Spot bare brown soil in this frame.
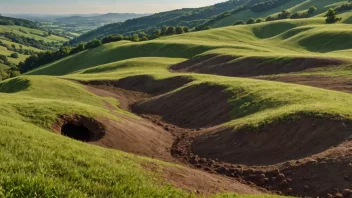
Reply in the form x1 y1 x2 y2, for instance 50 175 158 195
132 83 232 129
192 116 352 165
256 75 352 94
141 161 263 195
170 54 346 77
60 75 352 198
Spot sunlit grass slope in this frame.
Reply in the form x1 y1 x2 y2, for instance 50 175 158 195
66 56 352 129
28 18 352 76
4 13 352 196
0 25 68 43
210 0 347 28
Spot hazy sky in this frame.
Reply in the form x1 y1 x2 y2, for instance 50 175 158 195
1 0 226 14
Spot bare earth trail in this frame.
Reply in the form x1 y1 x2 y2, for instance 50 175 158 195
84 83 264 196
77 77 352 198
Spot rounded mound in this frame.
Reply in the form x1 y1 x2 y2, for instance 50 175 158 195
132 83 232 129
0 78 30 93
54 115 105 142
170 55 346 77
86 75 193 96
192 115 352 165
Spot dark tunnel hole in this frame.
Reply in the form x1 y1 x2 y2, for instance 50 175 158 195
61 123 93 142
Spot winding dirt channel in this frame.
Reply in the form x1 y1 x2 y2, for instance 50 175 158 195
62 75 352 198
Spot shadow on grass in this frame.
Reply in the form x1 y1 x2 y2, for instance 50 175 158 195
0 77 30 93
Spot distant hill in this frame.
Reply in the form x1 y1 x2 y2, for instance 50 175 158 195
0 15 68 80
70 0 268 44
56 13 151 24
5 13 151 38
0 15 39 29
71 0 351 44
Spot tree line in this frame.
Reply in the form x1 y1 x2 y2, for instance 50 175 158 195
233 6 318 25
250 0 292 13
0 55 20 81
18 25 190 73
2 32 61 50
0 41 35 56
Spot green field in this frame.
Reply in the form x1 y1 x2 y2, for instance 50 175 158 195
0 25 69 43
1 6 352 197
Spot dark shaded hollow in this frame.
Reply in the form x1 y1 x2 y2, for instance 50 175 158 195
61 123 92 142
54 115 105 142
82 75 193 96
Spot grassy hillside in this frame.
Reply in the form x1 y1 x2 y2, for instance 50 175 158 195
209 0 348 28
0 73 287 197
29 17 352 76
70 0 269 44
3 6 352 197
0 16 68 81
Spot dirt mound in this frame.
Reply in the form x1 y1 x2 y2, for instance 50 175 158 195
192 116 352 166
53 115 106 142
94 114 174 161
277 142 352 197
132 83 232 129
53 114 174 161
257 75 352 95
82 80 352 197
86 75 192 96
170 55 346 77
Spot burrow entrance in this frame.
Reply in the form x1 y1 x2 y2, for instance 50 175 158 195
54 115 105 142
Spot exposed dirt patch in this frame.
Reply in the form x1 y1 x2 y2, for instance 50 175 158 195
85 75 193 96
192 116 352 165
53 114 174 161
141 161 263 196
53 114 106 142
170 55 346 77
83 83 267 195
80 79 352 198
93 115 174 162
257 75 352 94
132 83 232 129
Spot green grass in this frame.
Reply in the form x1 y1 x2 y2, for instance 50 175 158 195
0 25 67 65
0 62 9 70
4 11 352 197
28 18 352 76
209 0 347 28
0 25 68 43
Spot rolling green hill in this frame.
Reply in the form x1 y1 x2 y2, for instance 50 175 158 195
71 0 352 44
2 2 352 197
70 0 271 44
3 11 349 197
207 0 348 28
0 16 68 81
